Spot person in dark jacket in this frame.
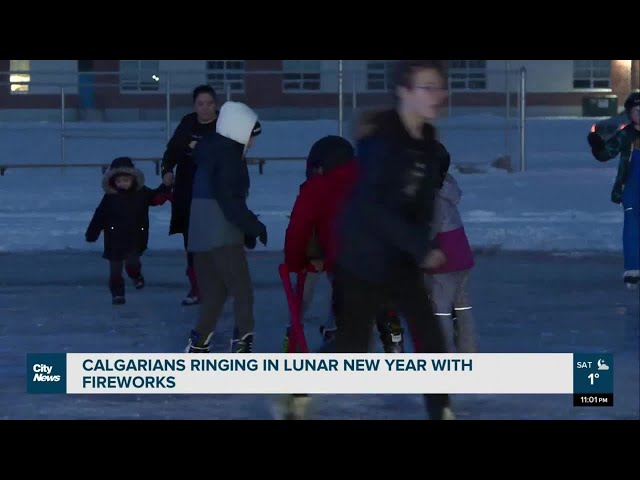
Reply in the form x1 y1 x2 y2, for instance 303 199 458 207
588 92 640 287
161 84 219 306
333 60 453 420
184 101 267 354
85 157 172 305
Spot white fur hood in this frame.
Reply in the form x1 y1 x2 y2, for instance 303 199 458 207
216 101 259 146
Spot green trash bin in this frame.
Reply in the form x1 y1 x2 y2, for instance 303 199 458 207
582 95 618 116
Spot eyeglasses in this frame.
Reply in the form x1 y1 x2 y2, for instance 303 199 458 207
414 85 448 93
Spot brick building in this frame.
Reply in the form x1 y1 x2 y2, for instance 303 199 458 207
0 60 638 120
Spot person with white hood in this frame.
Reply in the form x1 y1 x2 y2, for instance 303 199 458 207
184 101 267 354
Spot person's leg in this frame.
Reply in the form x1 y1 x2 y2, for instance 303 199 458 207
453 271 478 353
425 273 457 353
186 250 228 352
209 245 255 353
183 226 201 305
622 201 639 284
390 266 453 420
109 260 125 304
333 266 382 354
124 252 144 289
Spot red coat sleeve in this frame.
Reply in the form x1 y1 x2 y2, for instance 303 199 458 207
284 181 320 273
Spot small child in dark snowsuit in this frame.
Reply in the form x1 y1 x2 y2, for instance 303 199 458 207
85 157 172 304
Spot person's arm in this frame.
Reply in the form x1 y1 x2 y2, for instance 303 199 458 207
85 196 107 242
144 184 173 206
161 115 193 177
588 128 626 163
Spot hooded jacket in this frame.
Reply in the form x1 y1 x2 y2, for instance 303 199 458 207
85 157 172 260
426 173 474 274
187 102 264 251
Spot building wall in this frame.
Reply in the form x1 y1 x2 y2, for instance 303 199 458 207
0 60 636 117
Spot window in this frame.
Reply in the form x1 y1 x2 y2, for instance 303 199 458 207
573 60 611 89
448 60 487 90
10 60 30 94
366 61 393 91
283 60 321 91
119 60 160 92
206 60 245 93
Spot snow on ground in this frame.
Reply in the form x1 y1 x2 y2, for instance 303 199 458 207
0 115 625 254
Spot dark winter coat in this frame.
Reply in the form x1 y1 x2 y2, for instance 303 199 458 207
591 123 640 203
161 112 218 235
187 102 265 252
335 109 451 282
85 158 172 261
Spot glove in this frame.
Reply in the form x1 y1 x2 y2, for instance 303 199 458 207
85 233 97 243
587 132 605 152
244 234 257 250
258 221 268 246
611 183 623 205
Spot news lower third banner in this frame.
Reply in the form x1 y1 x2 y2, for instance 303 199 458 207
26 352 614 405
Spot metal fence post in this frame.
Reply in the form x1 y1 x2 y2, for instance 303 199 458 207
448 73 453 117
519 66 527 173
226 83 231 102
352 68 358 113
60 85 65 166
505 61 510 160
166 71 171 143
338 60 344 137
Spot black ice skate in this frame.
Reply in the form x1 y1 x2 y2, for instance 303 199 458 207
377 312 405 353
181 290 200 306
185 330 212 353
231 333 254 353
112 296 126 305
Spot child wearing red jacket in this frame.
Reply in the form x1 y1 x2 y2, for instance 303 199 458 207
284 135 404 353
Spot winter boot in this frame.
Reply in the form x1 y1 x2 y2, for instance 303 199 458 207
182 267 200 306
109 276 126 305
185 329 213 353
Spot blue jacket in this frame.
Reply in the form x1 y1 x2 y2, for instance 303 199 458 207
335 109 451 282
187 102 263 251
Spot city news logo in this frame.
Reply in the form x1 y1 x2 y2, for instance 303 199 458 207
27 353 67 394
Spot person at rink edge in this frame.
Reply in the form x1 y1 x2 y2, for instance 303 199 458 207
588 91 640 287
161 85 219 306
184 101 267 354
